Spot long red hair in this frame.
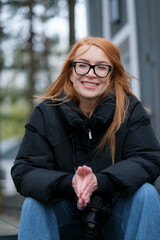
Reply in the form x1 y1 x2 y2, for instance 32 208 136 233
40 36 136 163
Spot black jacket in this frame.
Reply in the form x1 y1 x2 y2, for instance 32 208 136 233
11 95 160 204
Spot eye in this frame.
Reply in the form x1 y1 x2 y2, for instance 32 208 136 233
77 63 88 68
97 65 107 70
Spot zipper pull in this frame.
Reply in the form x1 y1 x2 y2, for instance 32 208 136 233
88 128 92 139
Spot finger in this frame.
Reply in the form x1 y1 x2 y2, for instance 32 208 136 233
80 173 96 194
72 174 83 197
77 166 84 176
78 197 86 209
81 177 98 199
81 188 92 202
80 195 90 207
82 166 92 175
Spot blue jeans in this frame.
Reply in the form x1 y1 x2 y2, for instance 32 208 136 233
18 183 160 240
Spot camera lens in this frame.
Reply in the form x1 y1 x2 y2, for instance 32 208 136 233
87 222 96 229
84 222 98 237
83 209 99 237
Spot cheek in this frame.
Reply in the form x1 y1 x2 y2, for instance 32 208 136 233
70 72 81 84
102 77 110 87
107 77 111 86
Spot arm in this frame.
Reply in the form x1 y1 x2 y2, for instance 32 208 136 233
11 103 74 204
100 102 160 195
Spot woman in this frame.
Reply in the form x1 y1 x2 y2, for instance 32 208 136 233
11 37 160 240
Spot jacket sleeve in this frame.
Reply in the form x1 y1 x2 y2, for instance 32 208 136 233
101 102 160 195
11 103 75 204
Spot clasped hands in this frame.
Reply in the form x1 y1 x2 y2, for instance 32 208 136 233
72 165 98 209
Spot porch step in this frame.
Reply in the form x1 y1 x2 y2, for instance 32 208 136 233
0 215 19 240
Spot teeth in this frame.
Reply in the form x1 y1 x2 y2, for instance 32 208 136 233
83 82 97 86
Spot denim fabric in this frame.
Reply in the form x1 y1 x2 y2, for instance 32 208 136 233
18 183 160 240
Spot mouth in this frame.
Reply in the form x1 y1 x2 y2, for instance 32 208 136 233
81 81 99 88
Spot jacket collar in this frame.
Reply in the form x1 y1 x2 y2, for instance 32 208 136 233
58 94 116 129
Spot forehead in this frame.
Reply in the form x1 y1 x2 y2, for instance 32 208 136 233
74 44 110 62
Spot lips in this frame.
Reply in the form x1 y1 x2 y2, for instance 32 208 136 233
81 81 99 87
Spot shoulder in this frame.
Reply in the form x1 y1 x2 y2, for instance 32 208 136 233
127 94 140 109
36 99 55 111
126 94 150 126
33 99 60 118
27 100 61 133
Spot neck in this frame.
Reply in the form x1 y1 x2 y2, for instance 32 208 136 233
79 99 97 118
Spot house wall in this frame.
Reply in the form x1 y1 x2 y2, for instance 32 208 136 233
86 0 160 141
86 0 103 36
110 0 127 37
135 0 160 140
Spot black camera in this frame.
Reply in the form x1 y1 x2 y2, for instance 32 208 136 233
73 196 112 238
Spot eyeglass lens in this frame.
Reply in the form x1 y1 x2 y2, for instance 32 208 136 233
74 62 111 77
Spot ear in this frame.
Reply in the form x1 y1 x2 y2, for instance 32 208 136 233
70 73 73 83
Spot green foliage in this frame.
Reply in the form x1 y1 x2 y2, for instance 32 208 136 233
0 0 73 141
1 84 35 140
0 79 30 140
1 100 30 140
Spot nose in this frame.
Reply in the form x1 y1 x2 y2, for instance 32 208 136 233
86 68 96 77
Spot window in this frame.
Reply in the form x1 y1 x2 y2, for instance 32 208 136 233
110 0 120 23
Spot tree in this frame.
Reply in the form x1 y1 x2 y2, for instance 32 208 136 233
68 0 76 46
0 0 62 139
1 0 62 109
0 0 77 139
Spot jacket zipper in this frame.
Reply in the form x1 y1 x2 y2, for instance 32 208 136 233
88 128 92 139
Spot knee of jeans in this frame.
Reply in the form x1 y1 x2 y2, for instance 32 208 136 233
134 183 159 204
22 197 44 212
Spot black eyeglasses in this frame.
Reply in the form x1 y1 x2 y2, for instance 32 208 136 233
73 62 112 78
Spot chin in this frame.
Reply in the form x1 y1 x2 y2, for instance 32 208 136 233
81 95 100 101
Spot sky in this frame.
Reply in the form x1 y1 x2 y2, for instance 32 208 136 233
47 0 88 44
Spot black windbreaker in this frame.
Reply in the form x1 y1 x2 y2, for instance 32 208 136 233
11 95 160 204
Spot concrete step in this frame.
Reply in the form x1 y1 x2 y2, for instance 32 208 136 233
0 214 19 240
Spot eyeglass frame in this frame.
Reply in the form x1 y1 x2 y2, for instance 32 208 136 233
72 61 112 78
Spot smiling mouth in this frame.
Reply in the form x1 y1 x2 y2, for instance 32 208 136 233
82 82 99 86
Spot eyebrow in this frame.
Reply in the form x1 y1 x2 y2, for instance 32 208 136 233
77 58 109 65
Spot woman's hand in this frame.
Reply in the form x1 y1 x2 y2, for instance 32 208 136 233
72 166 98 208
72 166 84 199
79 166 98 207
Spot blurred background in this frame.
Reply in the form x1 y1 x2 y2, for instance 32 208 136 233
0 0 160 222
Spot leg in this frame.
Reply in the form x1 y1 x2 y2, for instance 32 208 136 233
18 197 60 240
18 198 81 240
101 183 160 240
123 183 160 240
53 199 82 240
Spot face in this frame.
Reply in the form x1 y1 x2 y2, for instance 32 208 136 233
70 45 112 105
